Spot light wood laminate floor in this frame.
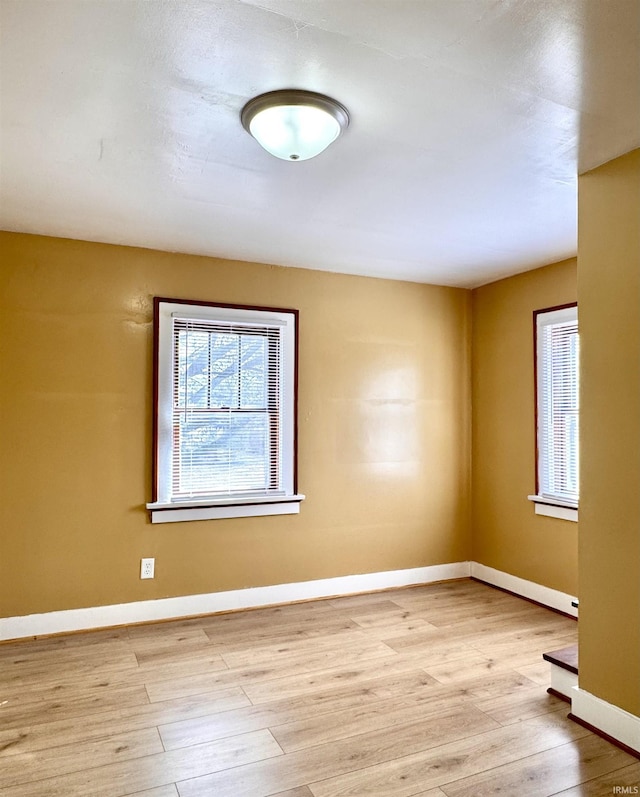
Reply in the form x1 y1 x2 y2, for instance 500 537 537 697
1 579 638 796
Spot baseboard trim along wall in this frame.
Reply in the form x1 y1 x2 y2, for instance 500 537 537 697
470 562 578 618
0 562 472 641
0 561 580 641
571 687 640 757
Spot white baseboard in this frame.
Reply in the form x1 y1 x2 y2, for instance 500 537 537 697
0 562 471 641
571 686 640 754
471 562 578 618
0 561 580 642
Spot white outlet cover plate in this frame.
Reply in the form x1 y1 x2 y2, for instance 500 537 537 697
140 558 155 579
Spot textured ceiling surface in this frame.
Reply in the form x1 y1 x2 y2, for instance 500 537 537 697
1 0 639 287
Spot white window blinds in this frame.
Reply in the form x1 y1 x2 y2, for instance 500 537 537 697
172 319 282 498
536 305 579 505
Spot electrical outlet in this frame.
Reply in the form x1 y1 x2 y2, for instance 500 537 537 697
140 558 155 579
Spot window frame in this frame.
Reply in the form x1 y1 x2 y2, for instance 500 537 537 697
147 297 303 524
528 302 579 522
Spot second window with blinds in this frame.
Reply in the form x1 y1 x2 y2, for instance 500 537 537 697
529 303 579 521
147 298 303 523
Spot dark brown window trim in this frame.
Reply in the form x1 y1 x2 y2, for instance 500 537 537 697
151 297 299 505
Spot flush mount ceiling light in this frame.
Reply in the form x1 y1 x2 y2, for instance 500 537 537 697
241 89 349 162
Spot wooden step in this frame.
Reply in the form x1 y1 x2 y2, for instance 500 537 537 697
543 644 578 674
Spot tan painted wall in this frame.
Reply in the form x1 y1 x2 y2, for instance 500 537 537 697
471 260 578 595
578 148 640 716
0 232 471 618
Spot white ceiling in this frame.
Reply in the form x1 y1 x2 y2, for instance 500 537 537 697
1 0 638 288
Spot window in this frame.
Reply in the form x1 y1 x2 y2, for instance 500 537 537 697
529 303 579 521
147 298 303 523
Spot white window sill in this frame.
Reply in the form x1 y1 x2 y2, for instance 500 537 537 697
527 495 578 522
146 494 305 524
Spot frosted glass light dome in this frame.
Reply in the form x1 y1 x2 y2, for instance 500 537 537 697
241 90 349 162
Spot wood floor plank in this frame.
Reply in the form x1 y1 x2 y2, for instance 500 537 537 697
326 593 405 609
1 730 282 797
0 727 164 788
307 712 590 797
515 659 554 685
384 638 484 670
135 643 222 668
239 650 437 704
0 661 141 698
0 666 144 701
467 639 579 675
0 628 129 657
202 606 361 636
206 621 360 652
416 601 543 627
122 617 215 637
0 642 137 671
136 653 230 684
0 684 150 730
320 598 422 619
0 654 140 692
270 692 501 753
126 787 179 797
0 652 227 698
442 669 545 702
198 600 342 631
422 651 512 683
472 684 568 725
176 704 500 797
431 616 577 649
142 669 255 704
549 762 640 796
217 630 379 668
381 627 458 652
0 688 250 757
439 733 637 797
127 627 210 653
391 587 511 612
146 640 396 703
350 607 432 627
159 670 437 750
352 616 437 639
407 602 564 631
469 630 579 659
